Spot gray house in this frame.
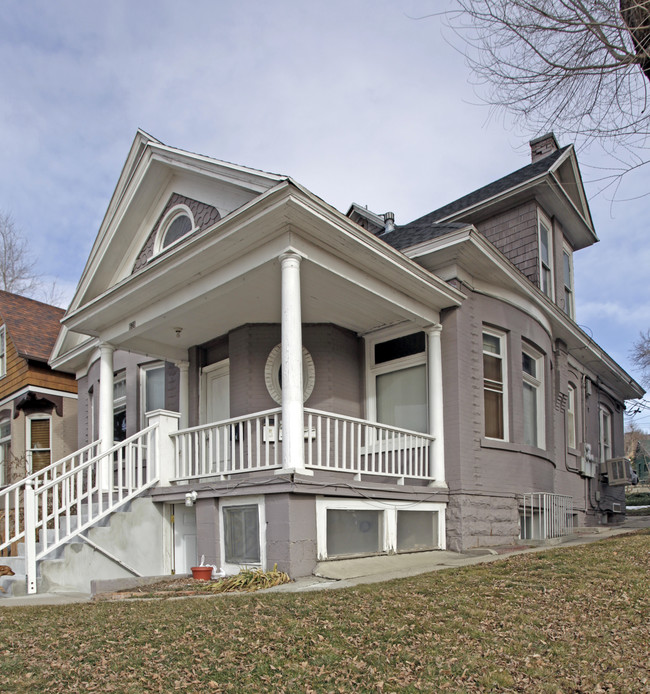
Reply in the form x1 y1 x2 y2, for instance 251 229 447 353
2 130 642 594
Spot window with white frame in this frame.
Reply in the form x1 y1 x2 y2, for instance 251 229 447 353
567 383 577 450
562 245 575 318
367 331 427 433
220 497 265 570
0 417 10 485
538 213 554 299
27 415 51 474
599 406 612 461
155 206 196 253
522 345 545 448
113 370 127 442
482 329 508 440
140 362 165 425
0 325 6 378
316 498 445 560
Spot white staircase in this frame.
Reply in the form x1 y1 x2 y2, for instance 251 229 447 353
1 424 162 595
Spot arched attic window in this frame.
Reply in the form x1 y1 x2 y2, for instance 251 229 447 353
154 205 196 253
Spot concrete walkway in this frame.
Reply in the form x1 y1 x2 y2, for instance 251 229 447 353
2 517 648 606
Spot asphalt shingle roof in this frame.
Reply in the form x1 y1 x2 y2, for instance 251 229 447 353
381 146 570 253
0 291 64 363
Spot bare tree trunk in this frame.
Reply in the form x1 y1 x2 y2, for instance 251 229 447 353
621 0 650 80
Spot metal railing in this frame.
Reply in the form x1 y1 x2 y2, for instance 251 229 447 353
171 408 436 483
520 492 574 540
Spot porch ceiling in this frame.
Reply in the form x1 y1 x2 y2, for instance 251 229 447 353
101 257 415 361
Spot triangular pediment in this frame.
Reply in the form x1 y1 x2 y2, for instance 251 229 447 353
52 131 287 371
549 148 593 233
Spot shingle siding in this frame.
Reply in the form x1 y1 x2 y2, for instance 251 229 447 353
475 201 539 284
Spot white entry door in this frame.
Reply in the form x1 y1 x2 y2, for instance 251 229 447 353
200 360 230 424
172 503 198 574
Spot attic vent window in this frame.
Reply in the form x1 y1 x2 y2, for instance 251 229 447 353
162 213 193 249
154 205 197 254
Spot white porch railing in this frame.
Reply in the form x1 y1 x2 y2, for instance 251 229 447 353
171 408 436 483
171 408 283 480
0 425 159 594
520 493 574 540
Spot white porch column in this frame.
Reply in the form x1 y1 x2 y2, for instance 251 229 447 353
98 343 115 453
426 324 446 486
175 361 190 429
278 252 311 475
98 343 115 492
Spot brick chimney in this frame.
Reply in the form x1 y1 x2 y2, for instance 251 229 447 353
529 133 560 162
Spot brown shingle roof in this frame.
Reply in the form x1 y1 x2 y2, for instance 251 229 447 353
0 290 64 363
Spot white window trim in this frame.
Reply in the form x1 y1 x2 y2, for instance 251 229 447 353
522 344 545 449
264 344 315 405
482 328 509 442
0 325 6 379
599 405 612 462
538 211 554 300
562 242 575 319
316 497 446 560
140 361 166 427
26 414 52 475
219 495 266 574
153 205 197 255
567 382 577 451
0 415 10 486
365 326 428 430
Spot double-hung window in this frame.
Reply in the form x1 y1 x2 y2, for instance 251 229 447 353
538 213 554 299
368 331 427 434
599 406 612 461
567 383 577 450
482 330 507 440
140 362 165 425
522 345 545 448
27 415 51 474
562 245 575 319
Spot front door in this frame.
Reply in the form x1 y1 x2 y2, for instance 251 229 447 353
200 360 230 424
172 503 197 574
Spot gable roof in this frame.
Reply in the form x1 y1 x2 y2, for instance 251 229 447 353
0 291 64 363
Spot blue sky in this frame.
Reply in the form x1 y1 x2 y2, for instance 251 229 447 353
1 1 648 425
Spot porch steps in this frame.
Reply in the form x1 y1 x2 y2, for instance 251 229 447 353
0 500 136 598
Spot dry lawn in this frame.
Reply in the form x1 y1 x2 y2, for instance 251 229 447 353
0 531 648 693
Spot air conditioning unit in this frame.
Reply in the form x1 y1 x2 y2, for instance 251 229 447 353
581 443 596 477
599 458 633 486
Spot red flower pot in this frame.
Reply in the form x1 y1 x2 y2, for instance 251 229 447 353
191 566 213 581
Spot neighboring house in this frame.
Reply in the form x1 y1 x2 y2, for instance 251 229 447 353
0 291 77 486
633 439 650 483
5 129 643 594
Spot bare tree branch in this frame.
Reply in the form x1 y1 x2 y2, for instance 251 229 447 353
0 211 64 306
446 1 650 178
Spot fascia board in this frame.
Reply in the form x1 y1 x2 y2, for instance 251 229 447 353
63 182 464 336
62 182 296 333
49 333 98 374
547 146 595 231
283 183 465 307
434 161 597 249
67 139 286 316
407 230 643 399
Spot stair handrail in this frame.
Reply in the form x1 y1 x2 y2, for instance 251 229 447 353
23 423 160 593
1 440 100 553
